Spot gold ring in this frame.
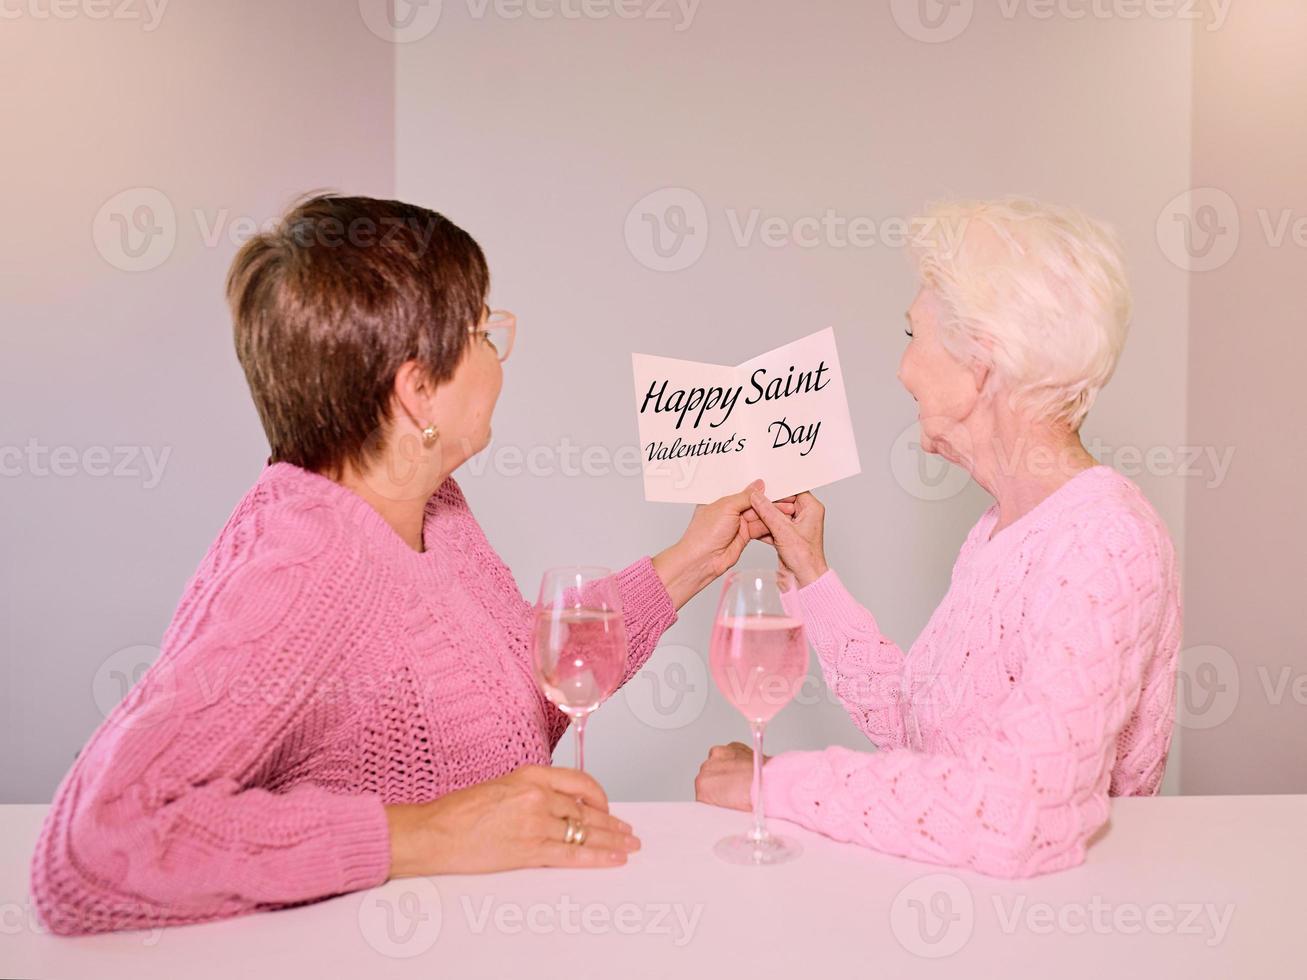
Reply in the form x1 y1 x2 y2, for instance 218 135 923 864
563 816 587 846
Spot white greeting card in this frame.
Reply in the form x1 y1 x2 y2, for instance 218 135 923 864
632 328 862 504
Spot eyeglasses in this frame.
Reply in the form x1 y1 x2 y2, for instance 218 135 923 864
470 309 516 362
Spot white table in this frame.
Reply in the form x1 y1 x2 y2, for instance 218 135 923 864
2 797 1303 979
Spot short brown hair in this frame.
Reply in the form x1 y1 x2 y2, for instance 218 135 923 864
226 193 489 478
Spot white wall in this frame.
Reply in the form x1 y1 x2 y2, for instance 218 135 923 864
1181 4 1307 794
0 2 395 803
395 0 1193 799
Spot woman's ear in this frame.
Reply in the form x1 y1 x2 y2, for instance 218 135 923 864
969 358 991 399
393 360 436 425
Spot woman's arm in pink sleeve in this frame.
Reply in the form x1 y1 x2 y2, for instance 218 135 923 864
795 569 909 749
522 558 678 751
613 556 678 687
30 504 393 935
762 517 1177 878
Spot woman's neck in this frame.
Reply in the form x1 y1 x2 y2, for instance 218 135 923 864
334 463 446 554
967 420 1099 538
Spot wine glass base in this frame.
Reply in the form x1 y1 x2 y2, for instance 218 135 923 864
713 832 802 866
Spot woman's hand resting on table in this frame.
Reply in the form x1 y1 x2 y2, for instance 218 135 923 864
745 488 829 587
385 765 641 876
693 741 770 812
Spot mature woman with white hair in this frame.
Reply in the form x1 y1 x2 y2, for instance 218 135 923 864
695 197 1183 878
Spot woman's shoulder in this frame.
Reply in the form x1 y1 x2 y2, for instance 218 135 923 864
223 463 363 565
1060 466 1177 561
177 465 396 618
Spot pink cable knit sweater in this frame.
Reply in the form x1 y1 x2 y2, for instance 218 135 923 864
762 465 1182 877
30 462 677 935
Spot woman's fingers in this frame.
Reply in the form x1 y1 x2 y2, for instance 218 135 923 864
536 841 629 868
795 491 824 521
526 765 609 812
576 823 641 853
536 809 639 852
545 796 631 835
742 502 795 524
716 480 764 519
747 489 796 540
580 803 632 837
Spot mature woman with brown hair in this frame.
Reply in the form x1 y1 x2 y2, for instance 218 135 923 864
31 194 780 935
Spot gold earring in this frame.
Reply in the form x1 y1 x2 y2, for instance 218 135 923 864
421 422 439 446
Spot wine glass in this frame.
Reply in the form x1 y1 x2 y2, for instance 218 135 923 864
708 567 809 865
531 566 628 772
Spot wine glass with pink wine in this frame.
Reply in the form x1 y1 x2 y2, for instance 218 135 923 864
709 567 809 865
531 566 629 772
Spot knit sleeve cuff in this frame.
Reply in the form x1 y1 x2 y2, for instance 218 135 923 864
327 792 393 894
617 556 678 637
796 569 882 650
616 556 678 674
756 750 831 823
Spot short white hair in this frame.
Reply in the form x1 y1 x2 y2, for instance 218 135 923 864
908 197 1132 430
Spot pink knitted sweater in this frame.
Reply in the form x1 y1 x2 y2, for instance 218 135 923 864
762 465 1182 877
30 462 677 935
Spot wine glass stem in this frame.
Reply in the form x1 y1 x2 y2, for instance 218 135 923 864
573 713 588 772
750 720 767 843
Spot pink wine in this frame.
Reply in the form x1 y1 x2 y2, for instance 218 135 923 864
534 608 627 716
709 615 807 723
